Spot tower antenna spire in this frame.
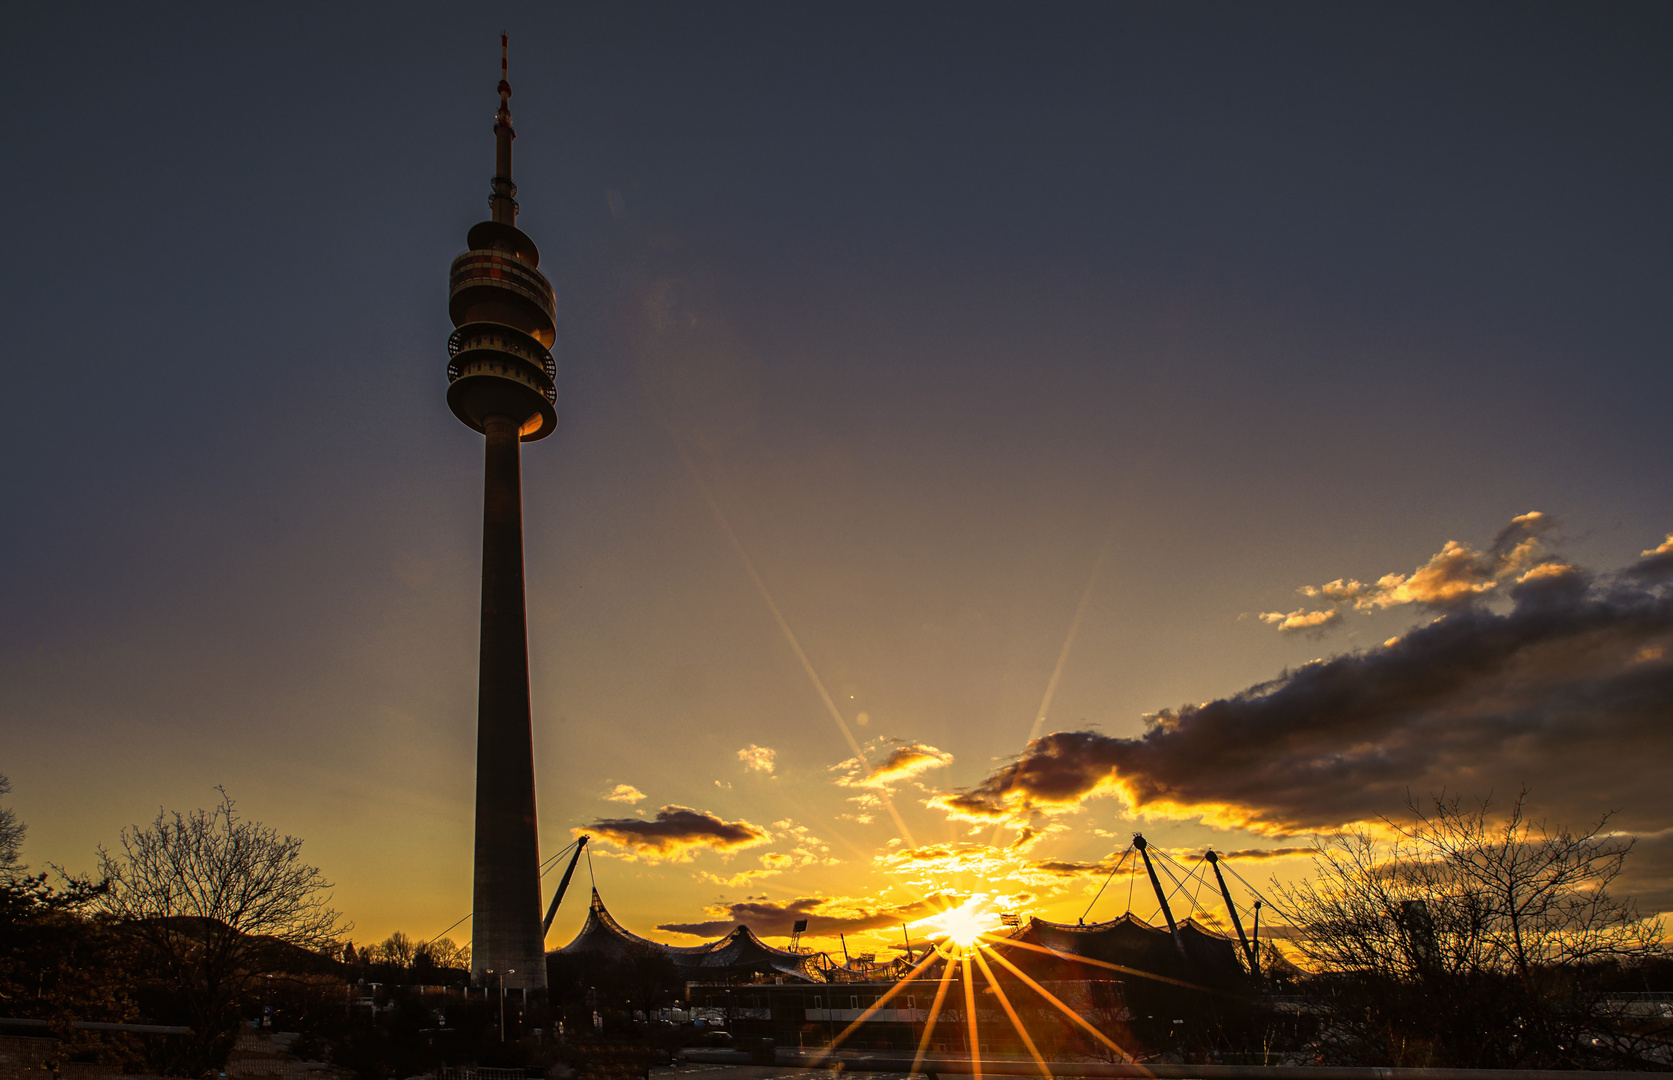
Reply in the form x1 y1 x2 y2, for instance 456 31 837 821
490 33 518 224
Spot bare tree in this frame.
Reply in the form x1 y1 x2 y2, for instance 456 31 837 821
93 789 348 1075
0 775 24 876
414 936 469 971
1275 790 1665 1068
1396 791 1657 978
1281 791 1660 980
371 930 417 967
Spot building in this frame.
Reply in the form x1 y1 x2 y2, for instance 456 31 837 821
551 890 816 983
444 39 559 992
549 888 1259 1058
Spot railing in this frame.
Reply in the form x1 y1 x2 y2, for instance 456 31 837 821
226 1061 331 1080
0 1017 192 1035
447 325 557 404
439 1067 525 1080
775 1050 1673 1080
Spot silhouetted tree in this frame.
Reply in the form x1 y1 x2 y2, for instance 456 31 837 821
92 788 349 1075
412 936 470 984
1277 790 1666 1068
372 930 417 967
611 942 682 1023
0 777 139 1071
0 775 24 877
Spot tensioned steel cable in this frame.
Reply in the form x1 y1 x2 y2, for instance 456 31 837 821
1152 848 1205 909
539 837 580 875
1220 859 1299 927
419 839 583 950
1158 847 1219 920
422 911 473 948
1080 844 1134 923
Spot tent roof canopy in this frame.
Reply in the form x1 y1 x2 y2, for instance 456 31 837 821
551 889 815 982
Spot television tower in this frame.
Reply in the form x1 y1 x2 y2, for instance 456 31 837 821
446 36 555 991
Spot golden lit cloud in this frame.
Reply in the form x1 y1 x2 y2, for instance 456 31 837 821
933 531 1673 836
579 804 770 861
1632 535 1673 584
872 839 1095 892
1277 512 1561 632
694 819 840 886
833 740 954 791
737 744 777 774
1029 856 1139 878
1259 607 1342 633
604 783 646 803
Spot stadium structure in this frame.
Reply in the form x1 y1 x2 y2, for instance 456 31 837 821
541 835 1284 1057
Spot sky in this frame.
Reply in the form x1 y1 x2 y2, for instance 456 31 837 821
1 3 1671 958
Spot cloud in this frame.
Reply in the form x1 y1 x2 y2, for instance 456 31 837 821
605 784 646 804
1614 828 1673 914
1029 857 1135 878
738 744 777 774
1192 847 1313 862
1026 844 1308 880
1273 512 1561 633
869 839 1091 892
657 893 949 938
1631 535 1673 584
833 740 954 791
698 868 778 888
695 820 840 887
580 805 770 860
1259 607 1343 635
934 533 1673 838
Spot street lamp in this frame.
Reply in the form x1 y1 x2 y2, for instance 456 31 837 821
489 969 515 1042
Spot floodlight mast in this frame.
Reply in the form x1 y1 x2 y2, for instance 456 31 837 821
447 37 557 992
1133 834 1188 961
1204 849 1258 979
543 836 589 936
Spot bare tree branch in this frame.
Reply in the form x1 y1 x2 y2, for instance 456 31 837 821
93 789 349 1075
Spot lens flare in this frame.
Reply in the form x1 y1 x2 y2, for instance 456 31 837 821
811 897 1155 1072
923 897 999 947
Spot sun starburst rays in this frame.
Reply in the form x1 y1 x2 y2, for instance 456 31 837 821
980 941 1136 1061
806 896 1158 1076
809 947 942 1063
910 952 958 1075
970 945 1052 1078
977 930 1223 995
952 951 978 1078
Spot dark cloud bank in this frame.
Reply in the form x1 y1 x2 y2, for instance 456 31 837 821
942 535 1673 856
658 894 944 939
580 805 768 857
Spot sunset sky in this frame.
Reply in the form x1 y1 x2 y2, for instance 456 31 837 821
2 4 1671 958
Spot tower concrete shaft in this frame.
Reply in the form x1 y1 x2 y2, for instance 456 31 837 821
471 413 546 990
446 37 557 991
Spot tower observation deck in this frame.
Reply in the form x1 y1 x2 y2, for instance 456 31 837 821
447 37 552 992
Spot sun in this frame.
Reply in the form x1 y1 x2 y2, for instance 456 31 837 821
922 897 998 948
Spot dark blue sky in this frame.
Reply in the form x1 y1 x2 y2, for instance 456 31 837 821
2 3 1670 941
